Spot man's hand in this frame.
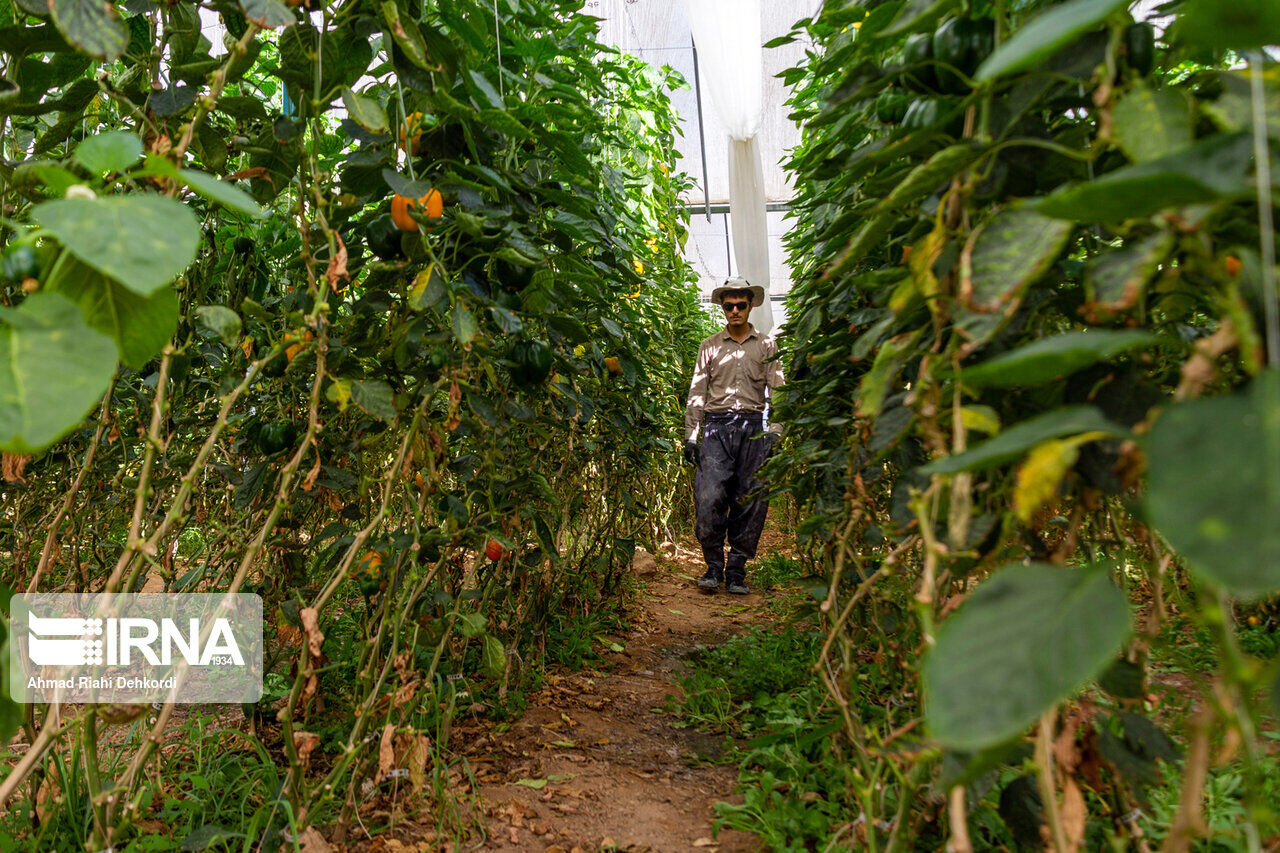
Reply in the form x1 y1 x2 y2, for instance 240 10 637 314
683 440 700 468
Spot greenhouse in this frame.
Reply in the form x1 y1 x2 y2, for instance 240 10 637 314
1 0 1278 850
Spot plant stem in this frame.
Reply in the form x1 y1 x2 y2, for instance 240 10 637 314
1036 710 1068 853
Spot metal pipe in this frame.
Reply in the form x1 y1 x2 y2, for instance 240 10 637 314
724 213 732 277
690 36 712 223
683 201 791 214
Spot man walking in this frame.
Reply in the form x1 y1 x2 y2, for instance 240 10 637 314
683 278 784 595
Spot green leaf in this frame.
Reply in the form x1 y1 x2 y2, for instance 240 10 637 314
73 131 142 174
513 777 550 789
50 0 127 61
960 208 1073 312
408 263 448 312
0 293 117 453
450 303 478 345
382 168 434 199
1204 70 1280 139
341 86 389 135
239 0 294 29
974 0 1129 82
1146 372 1280 598
481 635 506 678
178 169 265 219
1037 132 1255 223
1084 231 1174 315
858 331 921 417
31 163 81 196
512 774 573 789
1111 86 1191 163
379 1 431 70
349 379 397 424
489 305 522 334
880 0 957 37
921 406 1128 475
601 317 624 339
196 305 242 346
880 142 982 211
457 612 486 638
925 563 1130 750
34 195 200 296
466 70 505 110
962 330 1158 388
477 108 530 139
1174 0 1280 52
45 257 178 369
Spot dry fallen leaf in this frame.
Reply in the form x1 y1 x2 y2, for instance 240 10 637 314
377 723 396 782
408 733 430 793
296 827 332 853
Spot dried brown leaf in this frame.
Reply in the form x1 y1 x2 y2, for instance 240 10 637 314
408 733 430 794
296 827 332 853
300 607 324 662
378 723 396 782
2 453 31 483
1060 776 1087 852
302 456 321 492
294 730 321 770
326 233 348 290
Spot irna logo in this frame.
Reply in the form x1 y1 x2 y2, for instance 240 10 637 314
27 613 244 667
10 593 263 704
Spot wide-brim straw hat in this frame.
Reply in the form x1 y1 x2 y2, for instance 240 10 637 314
710 277 765 307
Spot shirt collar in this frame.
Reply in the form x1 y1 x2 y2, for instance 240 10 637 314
719 324 757 343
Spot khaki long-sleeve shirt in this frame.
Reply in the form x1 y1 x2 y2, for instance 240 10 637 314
684 326 785 441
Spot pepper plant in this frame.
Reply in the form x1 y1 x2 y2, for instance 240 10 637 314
0 0 707 848
769 0 1280 847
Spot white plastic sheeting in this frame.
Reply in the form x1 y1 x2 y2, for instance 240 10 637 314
726 136 772 331
682 0 763 141
687 0 772 331
594 0 813 326
594 1 811 208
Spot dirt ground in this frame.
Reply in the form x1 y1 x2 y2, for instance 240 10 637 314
369 531 792 853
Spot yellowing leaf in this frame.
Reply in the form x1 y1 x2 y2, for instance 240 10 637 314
909 221 947 311
1013 432 1108 523
326 377 353 412
960 406 1001 436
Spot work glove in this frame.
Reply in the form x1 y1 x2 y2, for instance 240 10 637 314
683 440 700 468
761 432 780 457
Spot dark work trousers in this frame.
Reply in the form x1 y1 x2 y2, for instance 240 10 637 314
695 412 772 583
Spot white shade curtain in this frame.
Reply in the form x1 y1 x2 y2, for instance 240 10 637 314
685 0 773 333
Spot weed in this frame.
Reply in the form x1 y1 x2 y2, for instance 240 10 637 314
699 626 821 700
666 670 739 731
545 610 630 670
750 553 806 591
1141 754 1280 851
0 714 307 853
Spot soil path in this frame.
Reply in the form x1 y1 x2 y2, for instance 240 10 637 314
456 532 790 853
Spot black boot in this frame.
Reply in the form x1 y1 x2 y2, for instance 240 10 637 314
698 566 723 593
726 565 749 596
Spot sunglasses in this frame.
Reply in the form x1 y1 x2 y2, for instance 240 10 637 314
721 301 750 313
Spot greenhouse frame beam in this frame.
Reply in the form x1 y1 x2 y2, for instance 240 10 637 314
681 201 792 214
